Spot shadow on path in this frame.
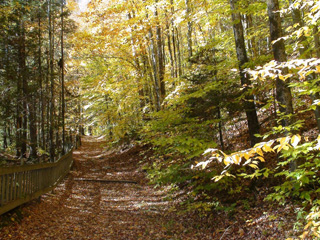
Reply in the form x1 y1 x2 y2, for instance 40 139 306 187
0 137 215 240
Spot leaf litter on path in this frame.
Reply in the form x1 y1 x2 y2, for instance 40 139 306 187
0 137 217 240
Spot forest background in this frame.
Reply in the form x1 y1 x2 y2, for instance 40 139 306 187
1 0 320 238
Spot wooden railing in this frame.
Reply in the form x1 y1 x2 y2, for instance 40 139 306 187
0 150 73 215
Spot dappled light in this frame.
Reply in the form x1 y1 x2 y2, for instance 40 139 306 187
0 137 218 239
1 0 320 238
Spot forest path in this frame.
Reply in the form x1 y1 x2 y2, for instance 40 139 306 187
0 137 215 240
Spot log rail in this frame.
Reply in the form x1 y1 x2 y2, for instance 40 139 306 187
0 150 73 215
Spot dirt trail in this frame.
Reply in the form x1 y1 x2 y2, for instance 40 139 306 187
0 137 215 240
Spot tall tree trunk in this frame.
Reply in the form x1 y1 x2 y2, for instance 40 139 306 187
172 25 178 78
267 0 295 171
29 94 38 159
16 66 22 158
3 32 9 150
169 0 178 79
49 0 55 161
166 12 174 78
149 29 161 111
155 1 165 102
38 5 46 151
176 27 182 77
230 0 260 146
128 11 146 110
17 17 28 159
144 6 161 111
61 0 65 154
246 14 257 58
267 0 294 121
218 107 224 150
185 0 192 59
3 126 8 150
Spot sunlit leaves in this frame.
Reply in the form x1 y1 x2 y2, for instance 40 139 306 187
291 134 301 147
198 134 306 175
248 59 320 82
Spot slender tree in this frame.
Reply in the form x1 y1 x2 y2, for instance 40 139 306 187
185 0 192 59
267 0 295 171
230 0 260 146
61 0 66 154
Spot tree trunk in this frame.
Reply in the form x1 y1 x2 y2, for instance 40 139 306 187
29 94 38 159
217 106 224 150
267 0 293 122
49 0 55 162
17 17 28 159
166 13 174 78
185 0 192 59
267 0 295 171
38 6 46 151
61 0 65 154
246 14 257 58
155 0 166 103
176 27 182 77
230 0 260 146
149 29 161 111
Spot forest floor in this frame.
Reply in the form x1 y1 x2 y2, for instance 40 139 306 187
0 136 300 239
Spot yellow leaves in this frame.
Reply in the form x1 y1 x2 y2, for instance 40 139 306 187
278 74 286 81
278 74 292 81
213 175 224 182
280 136 290 145
199 135 303 172
198 134 316 183
291 135 301 147
274 136 293 152
223 156 232 166
243 152 250 160
248 164 259 169
262 144 274 153
233 154 241 165
301 206 320 239
255 156 265 162
256 148 264 157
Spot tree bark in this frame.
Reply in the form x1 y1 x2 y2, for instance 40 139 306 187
166 12 174 78
267 0 293 123
49 0 55 162
176 27 182 77
267 0 295 171
185 0 192 59
17 17 28 159
155 0 166 103
149 29 161 111
38 5 46 152
230 0 260 146
29 94 38 159
61 0 65 154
